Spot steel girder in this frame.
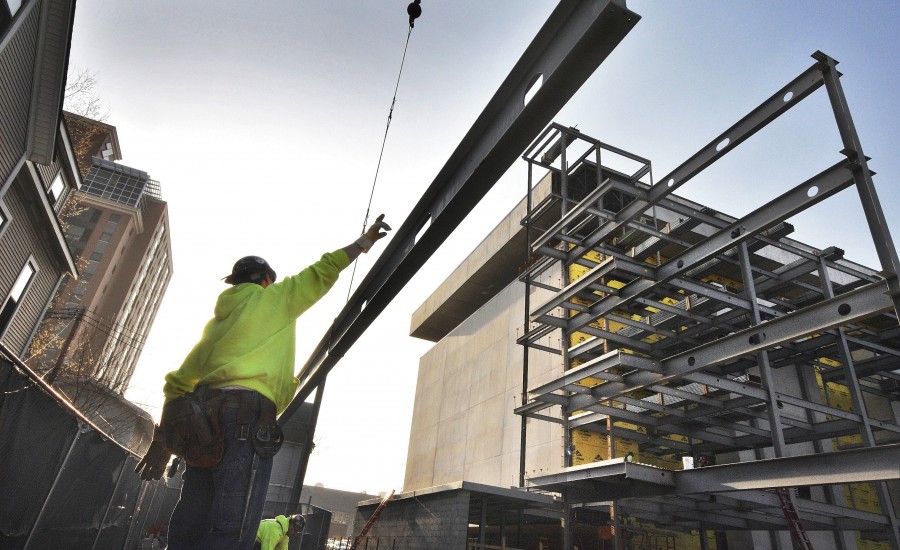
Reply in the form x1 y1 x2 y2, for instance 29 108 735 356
615 492 890 533
279 0 641 422
528 444 900 502
556 160 858 332
545 281 893 410
567 61 828 262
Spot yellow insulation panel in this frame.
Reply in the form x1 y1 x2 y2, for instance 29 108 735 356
816 369 888 545
621 517 713 550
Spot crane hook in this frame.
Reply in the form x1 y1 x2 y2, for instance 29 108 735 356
407 0 422 28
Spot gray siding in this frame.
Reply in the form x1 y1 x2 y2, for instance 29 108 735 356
35 157 56 190
28 0 71 165
0 0 75 355
0 172 66 354
0 0 39 180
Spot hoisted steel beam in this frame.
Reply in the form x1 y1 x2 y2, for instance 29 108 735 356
280 0 641 422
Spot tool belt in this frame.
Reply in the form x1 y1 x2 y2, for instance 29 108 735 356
160 386 284 467
159 386 223 468
207 388 284 458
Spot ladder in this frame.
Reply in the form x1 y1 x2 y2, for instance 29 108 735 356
349 489 395 550
775 487 814 550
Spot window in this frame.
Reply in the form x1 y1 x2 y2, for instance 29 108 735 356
0 260 36 338
48 171 66 206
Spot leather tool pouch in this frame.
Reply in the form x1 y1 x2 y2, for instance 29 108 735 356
251 397 283 458
160 388 224 468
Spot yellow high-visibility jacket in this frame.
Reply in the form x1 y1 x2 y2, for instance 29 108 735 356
163 249 350 413
256 515 290 550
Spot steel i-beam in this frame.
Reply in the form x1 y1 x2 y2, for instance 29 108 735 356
280 0 641 418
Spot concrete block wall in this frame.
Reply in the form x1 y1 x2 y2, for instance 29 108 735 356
354 490 470 550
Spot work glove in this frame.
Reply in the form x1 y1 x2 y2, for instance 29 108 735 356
355 214 391 253
167 456 183 478
136 426 171 481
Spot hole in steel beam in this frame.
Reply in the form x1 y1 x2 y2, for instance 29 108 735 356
748 332 766 345
716 137 730 152
414 215 432 245
667 178 675 187
688 357 696 366
838 303 851 316
524 73 543 106
676 259 684 268
807 185 819 198
783 91 794 102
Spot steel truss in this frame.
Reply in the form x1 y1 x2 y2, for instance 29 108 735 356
516 52 900 547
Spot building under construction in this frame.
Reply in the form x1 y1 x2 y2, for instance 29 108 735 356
368 50 900 550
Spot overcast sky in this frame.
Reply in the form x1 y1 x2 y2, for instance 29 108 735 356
67 1 898 494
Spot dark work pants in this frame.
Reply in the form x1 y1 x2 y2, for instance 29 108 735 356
167 401 273 549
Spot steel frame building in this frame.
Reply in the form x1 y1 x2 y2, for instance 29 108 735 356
517 52 900 548
264 0 899 545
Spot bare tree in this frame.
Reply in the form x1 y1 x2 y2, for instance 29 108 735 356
64 65 110 121
25 301 150 449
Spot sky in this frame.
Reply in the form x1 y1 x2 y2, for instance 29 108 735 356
66 1 899 494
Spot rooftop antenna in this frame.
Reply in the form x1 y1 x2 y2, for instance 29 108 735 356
346 1 423 300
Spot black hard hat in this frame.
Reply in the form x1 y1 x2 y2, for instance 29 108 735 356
224 256 277 285
289 514 305 530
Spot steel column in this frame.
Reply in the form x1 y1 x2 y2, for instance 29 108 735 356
816 51 900 319
817 256 900 546
737 242 787 456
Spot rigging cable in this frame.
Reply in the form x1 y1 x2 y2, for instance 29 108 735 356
345 1 422 301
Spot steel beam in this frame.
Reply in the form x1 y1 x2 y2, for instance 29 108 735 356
281 0 641 421
567 280 894 406
567 161 856 329
568 61 827 260
675 444 900 494
528 444 900 503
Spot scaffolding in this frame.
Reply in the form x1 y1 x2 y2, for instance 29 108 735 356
515 52 900 548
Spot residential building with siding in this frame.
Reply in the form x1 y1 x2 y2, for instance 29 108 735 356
0 0 79 355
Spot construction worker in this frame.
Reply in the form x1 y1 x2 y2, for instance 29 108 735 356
136 214 391 550
255 514 305 550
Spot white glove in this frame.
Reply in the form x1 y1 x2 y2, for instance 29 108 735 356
355 214 392 252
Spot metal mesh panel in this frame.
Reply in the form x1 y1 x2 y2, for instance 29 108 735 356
0 354 147 549
94 455 143 549
27 430 128 547
0 363 80 548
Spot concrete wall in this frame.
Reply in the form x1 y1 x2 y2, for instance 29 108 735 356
404 276 564 491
